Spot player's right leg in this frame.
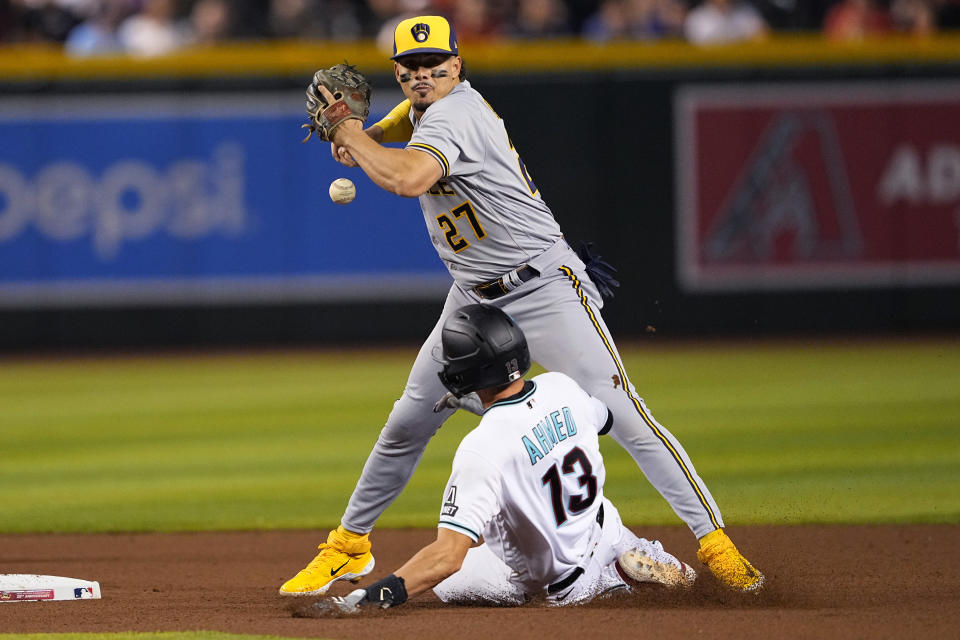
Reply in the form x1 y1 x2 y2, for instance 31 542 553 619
614 535 697 590
567 498 695 604
280 286 474 596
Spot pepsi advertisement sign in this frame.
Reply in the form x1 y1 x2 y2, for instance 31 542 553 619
0 93 449 307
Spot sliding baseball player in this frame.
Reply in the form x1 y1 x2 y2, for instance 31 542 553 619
312 305 696 613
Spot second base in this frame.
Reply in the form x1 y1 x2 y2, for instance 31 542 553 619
0 574 101 602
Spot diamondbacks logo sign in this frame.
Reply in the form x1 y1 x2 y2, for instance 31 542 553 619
675 82 960 291
702 111 861 265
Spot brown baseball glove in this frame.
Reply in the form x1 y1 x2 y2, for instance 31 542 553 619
302 63 372 143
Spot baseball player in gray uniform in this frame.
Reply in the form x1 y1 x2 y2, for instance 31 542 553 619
280 15 763 597
311 305 695 614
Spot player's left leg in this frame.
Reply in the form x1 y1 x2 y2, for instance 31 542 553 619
433 544 526 606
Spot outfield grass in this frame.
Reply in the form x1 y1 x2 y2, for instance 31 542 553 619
0 338 958 533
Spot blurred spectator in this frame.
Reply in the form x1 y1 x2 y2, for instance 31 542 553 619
268 0 321 38
890 0 936 34
372 0 432 53
564 0 604 33
684 0 769 43
507 0 570 38
450 0 504 40
189 0 232 44
583 0 686 40
582 0 628 40
626 0 685 38
822 0 891 40
117 0 190 56
3 0 957 49
268 0 362 40
64 0 131 55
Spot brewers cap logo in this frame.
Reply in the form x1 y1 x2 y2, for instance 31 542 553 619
391 15 459 60
412 23 430 42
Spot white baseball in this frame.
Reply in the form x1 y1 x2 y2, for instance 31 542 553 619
329 178 356 205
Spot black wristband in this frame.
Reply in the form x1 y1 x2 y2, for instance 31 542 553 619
362 574 408 609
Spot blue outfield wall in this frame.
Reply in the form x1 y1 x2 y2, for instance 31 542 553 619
0 91 449 308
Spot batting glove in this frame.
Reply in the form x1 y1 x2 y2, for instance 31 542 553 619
696 529 765 593
311 574 408 616
312 588 367 615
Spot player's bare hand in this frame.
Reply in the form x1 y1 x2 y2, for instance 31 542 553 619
331 142 358 167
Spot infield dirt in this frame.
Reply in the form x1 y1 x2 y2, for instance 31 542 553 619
1 525 957 639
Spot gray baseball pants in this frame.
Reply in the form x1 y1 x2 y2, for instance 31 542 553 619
342 240 724 539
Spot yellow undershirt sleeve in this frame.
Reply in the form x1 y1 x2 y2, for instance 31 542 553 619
373 99 414 143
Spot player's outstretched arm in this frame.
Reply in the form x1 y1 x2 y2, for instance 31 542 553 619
394 528 472 597
331 119 442 197
311 528 472 615
311 85 436 194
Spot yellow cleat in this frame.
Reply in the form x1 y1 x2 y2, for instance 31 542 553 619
279 526 375 596
697 529 765 593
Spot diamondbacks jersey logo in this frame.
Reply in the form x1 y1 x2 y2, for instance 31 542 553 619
442 485 459 516
412 23 430 42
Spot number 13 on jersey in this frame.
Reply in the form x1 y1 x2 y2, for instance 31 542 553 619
541 447 598 527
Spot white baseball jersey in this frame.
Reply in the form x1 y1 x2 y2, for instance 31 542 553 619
407 81 563 288
438 371 613 592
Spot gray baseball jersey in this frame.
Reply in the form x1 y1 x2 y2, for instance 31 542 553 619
341 79 725 544
407 81 561 288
